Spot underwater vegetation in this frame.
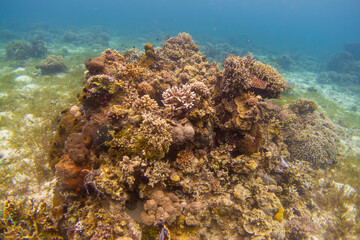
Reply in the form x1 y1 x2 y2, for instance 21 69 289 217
2 32 359 239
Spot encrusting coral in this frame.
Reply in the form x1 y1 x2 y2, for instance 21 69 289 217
17 32 355 240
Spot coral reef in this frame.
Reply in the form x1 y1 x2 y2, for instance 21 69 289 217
36 55 67 74
21 32 355 240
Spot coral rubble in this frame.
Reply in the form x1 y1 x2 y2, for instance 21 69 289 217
11 32 354 239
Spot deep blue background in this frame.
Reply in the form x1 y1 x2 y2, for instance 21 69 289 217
1 0 360 56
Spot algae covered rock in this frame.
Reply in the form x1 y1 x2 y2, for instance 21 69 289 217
5 40 47 60
5 40 32 60
36 55 66 74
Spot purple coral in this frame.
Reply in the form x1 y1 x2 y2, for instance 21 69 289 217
162 84 196 111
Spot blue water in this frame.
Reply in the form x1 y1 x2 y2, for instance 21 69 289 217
1 0 359 57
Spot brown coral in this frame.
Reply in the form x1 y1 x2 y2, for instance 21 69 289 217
220 54 286 98
132 95 159 114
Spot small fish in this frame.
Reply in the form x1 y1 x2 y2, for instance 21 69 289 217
290 85 294 88
264 58 267 62
274 62 278 65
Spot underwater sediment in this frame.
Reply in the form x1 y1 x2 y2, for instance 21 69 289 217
1 33 359 240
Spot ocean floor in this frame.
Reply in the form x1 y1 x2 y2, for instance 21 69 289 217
0 30 359 239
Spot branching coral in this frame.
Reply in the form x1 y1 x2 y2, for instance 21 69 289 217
162 84 196 111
